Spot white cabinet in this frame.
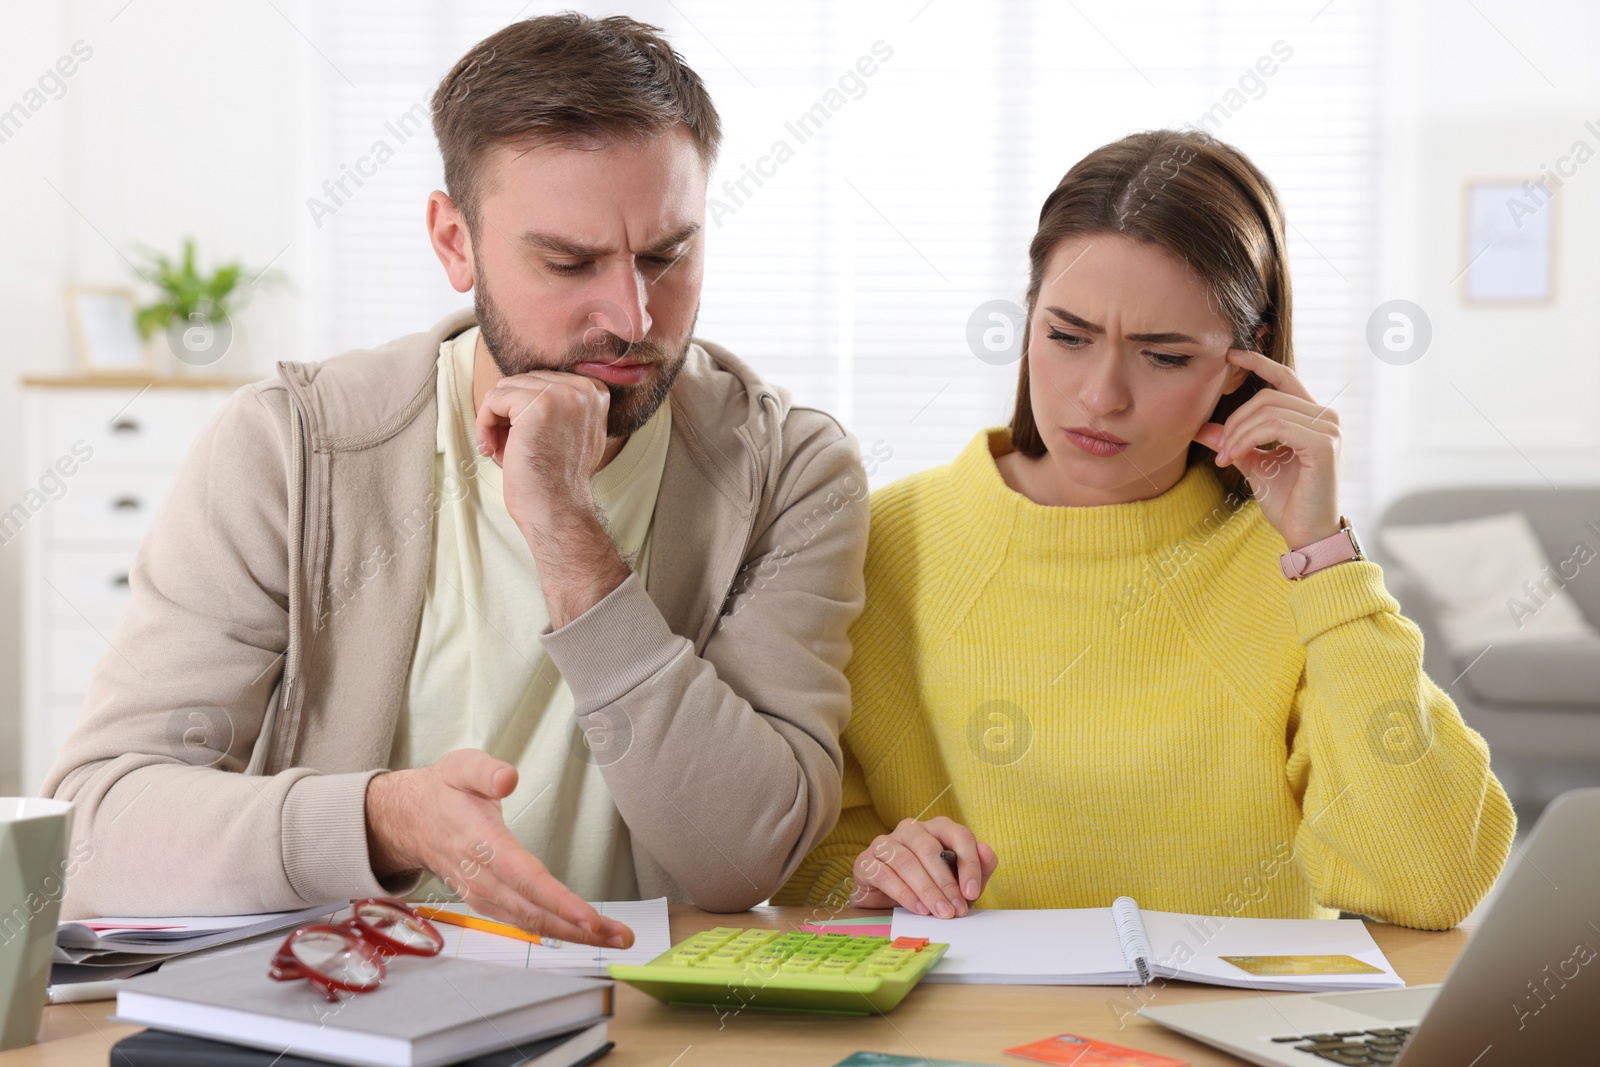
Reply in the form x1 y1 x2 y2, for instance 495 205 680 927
18 379 240 794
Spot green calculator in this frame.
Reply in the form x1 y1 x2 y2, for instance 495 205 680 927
607 927 949 1016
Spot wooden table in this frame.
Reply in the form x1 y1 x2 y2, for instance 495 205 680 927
3 906 1471 1066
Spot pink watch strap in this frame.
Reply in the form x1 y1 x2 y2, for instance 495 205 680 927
1279 521 1362 580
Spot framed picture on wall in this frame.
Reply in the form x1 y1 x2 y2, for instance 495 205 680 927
66 285 153 375
1461 180 1557 304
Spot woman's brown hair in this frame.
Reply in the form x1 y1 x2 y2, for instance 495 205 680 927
1009 129 1293 501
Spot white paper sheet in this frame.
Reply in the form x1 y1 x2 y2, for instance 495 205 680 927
892 906 1133 984
1141 910 1404 990
430 897 672 978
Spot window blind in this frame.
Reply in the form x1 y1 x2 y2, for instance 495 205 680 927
311 0 1378 519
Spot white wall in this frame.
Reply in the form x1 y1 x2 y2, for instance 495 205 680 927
0 1 312 793
1372 0 1600 509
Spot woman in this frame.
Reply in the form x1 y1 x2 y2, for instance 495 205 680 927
773 130 1514 930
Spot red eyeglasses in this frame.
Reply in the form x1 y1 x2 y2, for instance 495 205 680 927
269 898 445 1002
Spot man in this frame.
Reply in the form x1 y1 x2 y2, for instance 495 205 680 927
46 14 868 948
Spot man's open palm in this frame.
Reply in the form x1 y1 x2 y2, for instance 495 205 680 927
366 749 634 949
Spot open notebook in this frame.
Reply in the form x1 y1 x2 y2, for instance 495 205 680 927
891 896 1405 992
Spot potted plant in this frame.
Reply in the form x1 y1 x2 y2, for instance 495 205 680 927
130 237 284 371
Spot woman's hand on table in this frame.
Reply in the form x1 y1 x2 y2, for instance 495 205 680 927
850 816 998 917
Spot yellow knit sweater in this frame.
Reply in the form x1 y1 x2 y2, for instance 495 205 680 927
774 429 1516 930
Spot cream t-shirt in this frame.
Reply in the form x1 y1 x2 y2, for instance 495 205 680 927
390 326 671 901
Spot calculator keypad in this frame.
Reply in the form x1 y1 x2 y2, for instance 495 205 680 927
609 925 949 1016
662 928 921 978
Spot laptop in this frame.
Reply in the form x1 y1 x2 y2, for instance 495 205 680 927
1140 786 1598 1065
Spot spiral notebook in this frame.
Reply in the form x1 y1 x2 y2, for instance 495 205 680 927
891 896 1404 992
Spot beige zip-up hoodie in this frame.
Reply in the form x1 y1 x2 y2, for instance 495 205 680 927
45 308 869 918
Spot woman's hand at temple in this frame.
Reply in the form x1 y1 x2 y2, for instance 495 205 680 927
850 816 999 917
1192 347 1342 551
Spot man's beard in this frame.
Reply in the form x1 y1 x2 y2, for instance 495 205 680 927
474 270 692 438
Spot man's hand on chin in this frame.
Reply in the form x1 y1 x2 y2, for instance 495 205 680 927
365 749 635 949
472 369 632 628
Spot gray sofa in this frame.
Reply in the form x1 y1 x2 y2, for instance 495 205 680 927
1373 486 1600 811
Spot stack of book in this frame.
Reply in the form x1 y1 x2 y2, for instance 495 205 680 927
108 942 614 1067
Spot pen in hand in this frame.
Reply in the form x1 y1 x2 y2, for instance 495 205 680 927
414 906 565 947
938 849 969 915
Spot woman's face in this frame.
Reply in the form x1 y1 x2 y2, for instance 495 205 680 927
1022 233 1251 504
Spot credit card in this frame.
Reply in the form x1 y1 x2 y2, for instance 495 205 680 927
1219 953 1383 976
1004 1033 1188 1066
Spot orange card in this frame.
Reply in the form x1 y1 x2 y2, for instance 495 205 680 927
1005 1033 1188 1067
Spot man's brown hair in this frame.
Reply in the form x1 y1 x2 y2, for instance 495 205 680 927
1009 129 1294 502
431 12 722 234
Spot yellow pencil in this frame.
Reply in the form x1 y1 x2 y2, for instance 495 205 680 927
414 906 564 947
